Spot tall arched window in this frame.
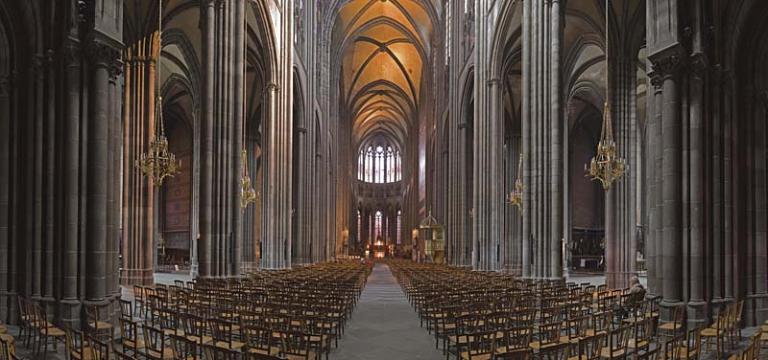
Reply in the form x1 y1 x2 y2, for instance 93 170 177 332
358 141 402 183
374 211 383 239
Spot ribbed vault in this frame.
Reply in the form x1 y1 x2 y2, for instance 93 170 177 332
334 0 434 149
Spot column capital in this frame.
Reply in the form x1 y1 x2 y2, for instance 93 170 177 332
689 53 708 78
266 82 280 92
85 38 121 69
487 78 502 86
64 40 82 66
649 46 684 79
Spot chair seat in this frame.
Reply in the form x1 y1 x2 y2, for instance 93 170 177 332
529 341 559 350
70 347 96 360
215 340 246 350
284 351 318 360
123 338 145 350
0 325 6 334
659 323 682 330
495 346 529 355
89 321 113 330
145 347 175 359
44 326 66 337
628 339 649 349
186 334 213 345
600 347 626 358
460 351 492 360
248 346 281 356
700 327 724 337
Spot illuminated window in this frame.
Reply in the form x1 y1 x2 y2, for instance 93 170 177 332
357 141 402 183
374 211 383 239
397 210 402 244
357 210 361 246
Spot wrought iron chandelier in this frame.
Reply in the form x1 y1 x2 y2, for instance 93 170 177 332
240 149 258 208
585 0 626 190
240 15 257 209
506 154 524 213
136 0 181 186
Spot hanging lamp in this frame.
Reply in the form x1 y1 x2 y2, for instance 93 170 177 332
240 13 257 209
506 154 524 214
136 0 181 186
585 0 626 190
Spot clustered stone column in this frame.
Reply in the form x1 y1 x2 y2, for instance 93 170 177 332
121 32 159 286
471 0 504 271
518 0 564 280
0 0 124 326
198 0 246 277
261 0 295 269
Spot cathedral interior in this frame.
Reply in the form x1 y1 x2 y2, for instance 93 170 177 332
0 0 767 359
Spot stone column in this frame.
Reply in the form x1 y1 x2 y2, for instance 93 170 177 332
86 38 121 302
687 54 707 325
199 0 215 277
652 51 683 307
121 34 158 286
549 0 563 280
521 0 532 278
0 73 10 321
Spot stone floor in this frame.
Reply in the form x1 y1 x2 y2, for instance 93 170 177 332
331 263 443 360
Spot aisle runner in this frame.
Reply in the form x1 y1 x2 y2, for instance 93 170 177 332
332 263 443 360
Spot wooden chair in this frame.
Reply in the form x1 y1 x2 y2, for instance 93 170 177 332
169 333 197 360
0 334 18 360
570 333 604 360
628 317 654 357
539 342 571 360
458 330 495 360
66 328 95 360
243 325 281 358
279 330 318 360
87 334 111 360
86 303 115 341
599 323 631 360
701 307 729 359
32 303 66 358
142 325 174 360
119 317 144 355
181 313 212 346
209 318 245 351
667 329 701 360
530 321 562 351
201 343 241 360
495 326 532 359
113 349 138 360
659 306 685 341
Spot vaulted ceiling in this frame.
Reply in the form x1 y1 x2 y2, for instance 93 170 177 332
334 0 435 150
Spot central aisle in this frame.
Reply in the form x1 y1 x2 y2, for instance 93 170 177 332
332 263 443 360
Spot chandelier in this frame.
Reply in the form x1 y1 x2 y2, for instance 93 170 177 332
240 149 258 208
585 0 626 190
506 154 524 213
239 15 257 209
136 0 181 186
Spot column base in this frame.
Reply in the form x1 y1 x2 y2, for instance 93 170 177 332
659 300 685 323
0 291 17 324
746 293 768 326
59 298 83 329
686 300 709 329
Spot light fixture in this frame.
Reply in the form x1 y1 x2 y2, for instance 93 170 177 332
585 0 626 190
506 154 524 213
240 12 257 209
136 0 181 186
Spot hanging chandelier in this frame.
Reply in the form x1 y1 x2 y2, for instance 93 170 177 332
585 0 626 190
136 0 181 186
240 14 257 209
240 149 258 208
506 154 524 213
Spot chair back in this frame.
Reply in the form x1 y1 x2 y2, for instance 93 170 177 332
169 333 197 360
65 328 89 360
143 325 167 358
538 342 570 360
577 332 605 360
201 343 240 360
279 330 312 359
88 334 112 360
